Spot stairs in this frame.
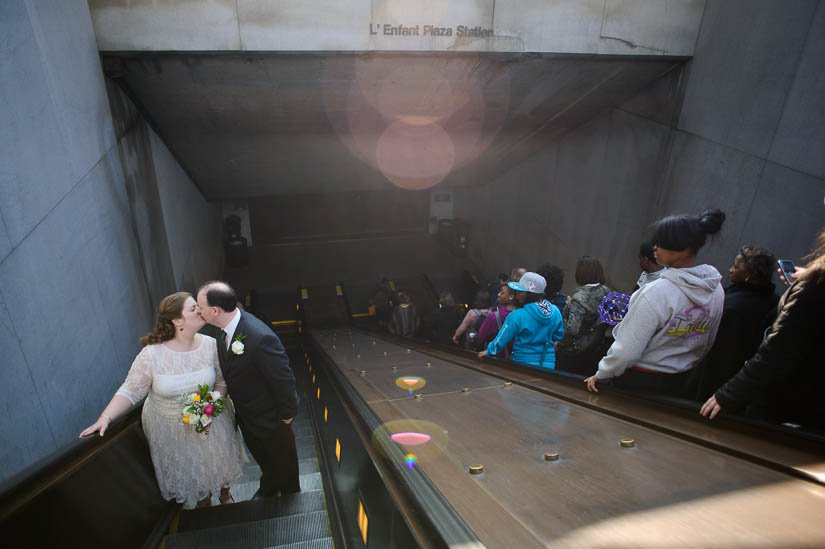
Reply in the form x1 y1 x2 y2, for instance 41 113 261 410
163 399 332 549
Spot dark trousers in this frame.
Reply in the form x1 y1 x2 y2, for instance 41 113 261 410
240 420 300 496
613 367 693 399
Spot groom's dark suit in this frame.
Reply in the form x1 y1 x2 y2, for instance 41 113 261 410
218 310 300 495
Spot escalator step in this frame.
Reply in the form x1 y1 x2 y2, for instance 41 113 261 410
300 472 323 491
292 424 312 438
297 443 317 460
295 435 315 451
299 457 320 475
265 537 333 549
164 510 330 549
236 458 319 484
177 489 326 532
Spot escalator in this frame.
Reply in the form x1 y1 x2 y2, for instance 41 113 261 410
161 385 332 549
1 286 480 549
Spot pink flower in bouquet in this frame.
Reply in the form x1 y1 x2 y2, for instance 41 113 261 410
204 404 214 417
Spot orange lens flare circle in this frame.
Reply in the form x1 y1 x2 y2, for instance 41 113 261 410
395 376 426 391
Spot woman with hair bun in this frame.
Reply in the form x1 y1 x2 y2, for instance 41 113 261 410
585 209 726 398
80 293 242 508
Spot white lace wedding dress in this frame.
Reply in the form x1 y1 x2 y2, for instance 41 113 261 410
116 334 243 503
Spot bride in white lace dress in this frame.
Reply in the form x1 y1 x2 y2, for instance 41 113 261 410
80 292 243 507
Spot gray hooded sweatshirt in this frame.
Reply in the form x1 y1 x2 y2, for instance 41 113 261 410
595 265 724 378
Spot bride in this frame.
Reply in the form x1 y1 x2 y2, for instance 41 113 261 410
80 292 243 507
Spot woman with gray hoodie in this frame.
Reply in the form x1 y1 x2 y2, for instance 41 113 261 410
585 210 726 398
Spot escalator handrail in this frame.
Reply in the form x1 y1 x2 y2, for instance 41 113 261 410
384 333 825 484
0 401 144 523
310 336 484 548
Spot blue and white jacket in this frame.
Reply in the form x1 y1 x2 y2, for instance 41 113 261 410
486 299 564 369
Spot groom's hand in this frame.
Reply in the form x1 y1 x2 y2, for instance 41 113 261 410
282 418 293 425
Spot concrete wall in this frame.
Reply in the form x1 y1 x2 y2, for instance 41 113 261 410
89 0 705 56
0 1 221 482
150 130 224 292
656 0 825 274
457 0 825 294
453 98 672 294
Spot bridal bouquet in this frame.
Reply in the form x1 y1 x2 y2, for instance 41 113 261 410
180 384 226 434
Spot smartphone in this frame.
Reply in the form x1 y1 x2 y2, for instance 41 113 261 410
777 259 796 285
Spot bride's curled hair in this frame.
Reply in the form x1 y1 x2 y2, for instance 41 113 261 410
140 292 192 346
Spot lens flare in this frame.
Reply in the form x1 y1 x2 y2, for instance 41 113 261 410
390 432 432 446
395 376 426 391
404 453 418 470
372 419 447 463
321 54 511 191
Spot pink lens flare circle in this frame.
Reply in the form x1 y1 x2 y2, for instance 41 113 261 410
372 419 448 464
390 432 432 446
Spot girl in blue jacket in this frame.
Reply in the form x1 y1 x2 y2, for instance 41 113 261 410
478 272 564 369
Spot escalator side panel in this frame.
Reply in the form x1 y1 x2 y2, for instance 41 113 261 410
3 427 168 548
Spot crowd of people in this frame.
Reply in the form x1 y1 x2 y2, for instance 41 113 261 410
77 207 824 511
375 208 825 434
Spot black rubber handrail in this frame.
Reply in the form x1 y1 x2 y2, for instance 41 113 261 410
308 336 483 549
0 401 144 523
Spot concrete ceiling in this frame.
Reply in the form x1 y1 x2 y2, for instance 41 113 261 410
105 52 682 199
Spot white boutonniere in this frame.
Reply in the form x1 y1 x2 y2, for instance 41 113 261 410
231 333 246 355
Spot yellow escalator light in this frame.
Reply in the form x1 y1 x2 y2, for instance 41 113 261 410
358 499 368 544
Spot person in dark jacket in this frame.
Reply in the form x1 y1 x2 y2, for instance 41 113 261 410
537 263 567 312
701 228 825 432
387 291 419 337
693 246 779 400
197 281 300 498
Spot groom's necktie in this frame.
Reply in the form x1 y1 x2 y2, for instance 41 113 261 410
218 330 228 361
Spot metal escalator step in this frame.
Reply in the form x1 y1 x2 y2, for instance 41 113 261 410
291 424 312 437
177 489 326 532
236 457 318 484
299 457 320 475
165 510 329 549
295 435 315 452
297 443 316 460
265 537 333 549
236 464 262 484
300 472 323 491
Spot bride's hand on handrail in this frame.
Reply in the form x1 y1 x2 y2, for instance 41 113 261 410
79 414 111 438
78 395 131 438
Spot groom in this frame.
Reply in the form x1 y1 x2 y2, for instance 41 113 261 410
197 281 300 497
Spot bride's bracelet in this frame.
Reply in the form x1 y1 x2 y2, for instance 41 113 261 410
100 413 112 423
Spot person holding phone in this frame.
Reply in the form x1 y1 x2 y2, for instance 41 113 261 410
701 227 825 432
